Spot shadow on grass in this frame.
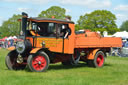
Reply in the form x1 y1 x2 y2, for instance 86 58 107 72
24 63 113 72
4 63 113 72
104 63 113 67
48 63 88 71
24 63 88 72
48 63 113 71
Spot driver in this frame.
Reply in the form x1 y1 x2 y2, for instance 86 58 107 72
29 21 40 36
60 25 71 38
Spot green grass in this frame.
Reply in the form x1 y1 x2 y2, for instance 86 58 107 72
0 48 128 85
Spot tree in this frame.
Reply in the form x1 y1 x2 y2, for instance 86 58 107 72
38 6 70 19
0 14 21 37
120 20 128 32
76 10 119 34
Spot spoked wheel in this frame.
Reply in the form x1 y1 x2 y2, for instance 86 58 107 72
5 50 26 70
27 51 50 72
87 51 105 68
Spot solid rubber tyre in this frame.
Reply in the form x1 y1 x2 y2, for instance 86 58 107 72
87 51 105 68
5 50 26 70
27 51 50 72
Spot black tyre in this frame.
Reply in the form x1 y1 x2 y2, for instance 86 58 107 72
5 50 26 70
87 51 105 68
27 51 50 72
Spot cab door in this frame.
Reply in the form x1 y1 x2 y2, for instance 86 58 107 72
35 22 64 53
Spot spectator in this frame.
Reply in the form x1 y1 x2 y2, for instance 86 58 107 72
5 40 8 48
9 39 14 47
122 40 127 47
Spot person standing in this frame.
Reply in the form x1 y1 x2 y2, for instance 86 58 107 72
10 39 14 47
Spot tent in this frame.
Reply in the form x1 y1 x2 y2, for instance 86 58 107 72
13 36 17 39
2 37 8 41
112 31 128 38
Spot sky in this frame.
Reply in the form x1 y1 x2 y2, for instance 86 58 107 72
0 0 128 28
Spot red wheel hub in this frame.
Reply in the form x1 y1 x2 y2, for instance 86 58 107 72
96 54 104 67
32 56 47 71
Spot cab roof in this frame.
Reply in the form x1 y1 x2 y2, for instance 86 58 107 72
29 17 74 24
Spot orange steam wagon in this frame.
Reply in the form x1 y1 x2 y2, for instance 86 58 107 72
5 12 122 72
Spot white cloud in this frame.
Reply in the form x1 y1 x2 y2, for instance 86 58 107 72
2 0 111 8
57 0 111 8
116 14 128 20
16 7 39 17
114 5 128 11
1 0 50 4
116 14 128 27
66 9 71 13
17 7 37 14
17 8 31 12
86 11 92 14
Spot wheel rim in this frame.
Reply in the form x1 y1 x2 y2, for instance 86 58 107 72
96 54 104 67
32 55 47 71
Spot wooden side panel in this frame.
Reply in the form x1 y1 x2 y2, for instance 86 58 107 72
26 37 63 53
36 38 63 53
99 37 122 47
75 36 122 48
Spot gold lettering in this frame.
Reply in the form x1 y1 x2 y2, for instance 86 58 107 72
36 38 63 47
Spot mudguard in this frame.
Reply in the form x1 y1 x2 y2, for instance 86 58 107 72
30 48 41 53
87 49 100 60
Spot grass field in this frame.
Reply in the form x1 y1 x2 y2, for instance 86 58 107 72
0 48 128 85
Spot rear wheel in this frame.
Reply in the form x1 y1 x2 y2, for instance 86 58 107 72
5 50 26 70
27 51 50 72
87 51 105 68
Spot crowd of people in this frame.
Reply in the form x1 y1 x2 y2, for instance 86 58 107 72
0 36 17 49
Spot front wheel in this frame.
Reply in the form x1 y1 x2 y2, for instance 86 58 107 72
87 51 105 68
27 51 50 72
5 50 26 70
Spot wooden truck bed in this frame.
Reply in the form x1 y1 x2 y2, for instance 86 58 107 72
74 32 122 48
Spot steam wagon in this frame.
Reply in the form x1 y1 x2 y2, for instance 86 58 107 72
5 12 122 72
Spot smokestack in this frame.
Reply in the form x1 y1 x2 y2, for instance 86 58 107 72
22 12 28 37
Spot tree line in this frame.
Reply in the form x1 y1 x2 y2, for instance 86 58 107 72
0 6 128 38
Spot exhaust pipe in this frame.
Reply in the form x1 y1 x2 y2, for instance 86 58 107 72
22 12 28 39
